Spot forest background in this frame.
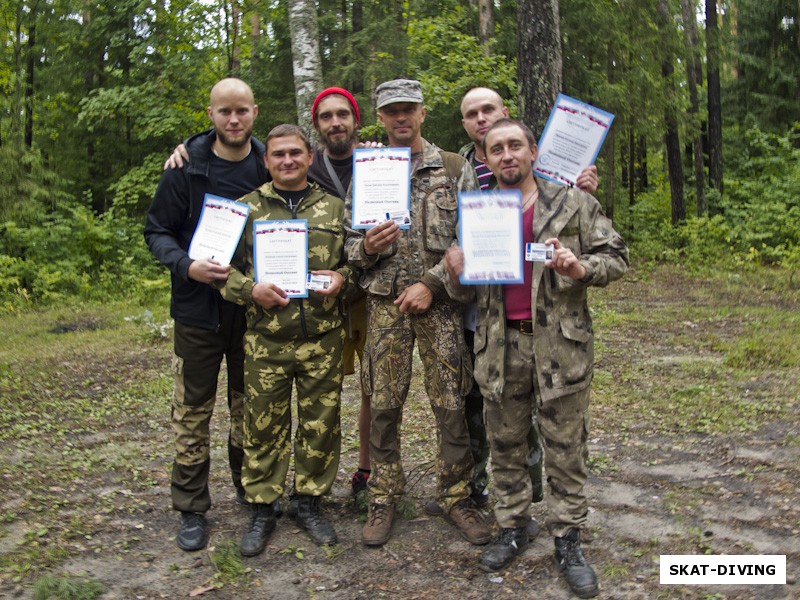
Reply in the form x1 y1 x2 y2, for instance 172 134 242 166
0 0 799 309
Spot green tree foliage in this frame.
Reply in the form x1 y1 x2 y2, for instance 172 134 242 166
729 0 800 130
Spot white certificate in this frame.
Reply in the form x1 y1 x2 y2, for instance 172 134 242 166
188 194 250 266
253 219 308 298
351 147 411 229
458 190 523 285
533 93 614 187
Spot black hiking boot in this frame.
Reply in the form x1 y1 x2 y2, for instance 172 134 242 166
240 503 276 557
554 528 598 598
479 527 529 571
295 495 338 546
177 512 208 551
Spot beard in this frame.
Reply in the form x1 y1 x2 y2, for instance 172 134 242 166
216 126 252 148
323 128 358 156
498 168 524 186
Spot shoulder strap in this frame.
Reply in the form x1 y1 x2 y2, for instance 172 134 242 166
322 152 348 198
440 151 467 180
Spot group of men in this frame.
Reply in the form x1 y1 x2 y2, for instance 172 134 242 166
145 76 628 599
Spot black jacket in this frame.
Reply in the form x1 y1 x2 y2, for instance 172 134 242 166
144 130 270 330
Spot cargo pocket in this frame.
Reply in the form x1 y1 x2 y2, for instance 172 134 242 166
423 184 458 253
556 319 593 386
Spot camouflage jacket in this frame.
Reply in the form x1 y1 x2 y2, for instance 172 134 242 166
219 182 355 340
458 141 497 190
447 177 629 402
344 138 479 298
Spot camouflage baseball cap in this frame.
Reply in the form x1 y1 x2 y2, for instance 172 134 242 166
376 79 424 109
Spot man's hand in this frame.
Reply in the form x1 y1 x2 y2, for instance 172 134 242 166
575 165 598 194
164 143 190 170
251 282 290 310
187 259 231 284
444 247 465 285
394 282 432 314
363 219 400 256
544 237 587 280
357 140 385 149
309 270 344 298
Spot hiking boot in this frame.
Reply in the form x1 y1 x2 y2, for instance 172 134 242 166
479 526 529 571
240 503 276 557
295 495 338 546
423 498 444 516
362 502 395 547
554 528 598 598
527 515 540 540
351 469 370 497
286 492 298 518
445 498 492 545
177 512 208 551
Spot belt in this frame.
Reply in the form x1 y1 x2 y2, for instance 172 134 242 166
506 319 534 335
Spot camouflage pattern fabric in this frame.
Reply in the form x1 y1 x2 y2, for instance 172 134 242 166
241 326 344 504
170 303 246 514
363 296 472 509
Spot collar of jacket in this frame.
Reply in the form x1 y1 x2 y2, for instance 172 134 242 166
532 175 582 243
255 181 327 210
458 141 476 160
184 129 267 178
415 137 447 173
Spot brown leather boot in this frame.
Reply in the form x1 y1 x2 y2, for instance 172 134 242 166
445 498 492 545
362 502 395 546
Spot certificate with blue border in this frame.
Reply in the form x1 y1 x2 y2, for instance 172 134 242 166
533 93 614 187
458 190 523 285
188 194 250 266
253 219 308 298
351 147 411 229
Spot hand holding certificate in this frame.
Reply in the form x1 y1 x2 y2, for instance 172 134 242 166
253 219 309 298
533 94 614 188
351 147 411 229
188 194 250 266
457 190 524 285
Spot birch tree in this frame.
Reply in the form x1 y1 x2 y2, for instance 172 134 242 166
288 0 322 133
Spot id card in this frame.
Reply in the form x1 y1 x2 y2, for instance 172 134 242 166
306 273 332 291
386 210 411 226
525 243 554 262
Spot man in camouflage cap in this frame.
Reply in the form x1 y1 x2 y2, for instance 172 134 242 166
219 124 355 557
444 118 628 597
344 78 491 547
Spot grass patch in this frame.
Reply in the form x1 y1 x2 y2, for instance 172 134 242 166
33 573 104 600
209 540 249 584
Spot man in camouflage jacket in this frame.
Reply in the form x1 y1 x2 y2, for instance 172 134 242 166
445 119 628 598
219 124 355 557
344 79 491 548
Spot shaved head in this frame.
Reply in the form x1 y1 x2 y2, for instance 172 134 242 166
460 87 505 116
210 78 255 107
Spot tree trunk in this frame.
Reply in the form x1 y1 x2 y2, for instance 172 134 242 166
478 0 495 49
629 128 635 207
657 0 684 225
517 0 562 135
637 134 648 191
682 0 706 216
604 41 615 220
288 0 323 133
24 12 35 150
351 0 363 94
706 0 723 198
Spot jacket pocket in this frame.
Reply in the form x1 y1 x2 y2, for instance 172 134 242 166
365 269 396 297
423 184 458 253
555 317 593 386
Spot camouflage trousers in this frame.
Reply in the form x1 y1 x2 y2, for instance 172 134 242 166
241 326 344 504
463 329 543 502
363 296 473 509
171 302 246 513
485 327 590 536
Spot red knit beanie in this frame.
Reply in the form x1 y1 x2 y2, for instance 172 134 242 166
311 87 361 127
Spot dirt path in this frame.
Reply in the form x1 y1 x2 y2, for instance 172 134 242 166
1 266 798 599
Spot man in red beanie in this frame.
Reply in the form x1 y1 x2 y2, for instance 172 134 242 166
307 87 373 503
